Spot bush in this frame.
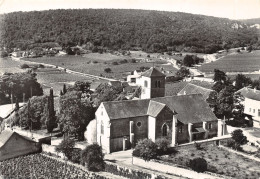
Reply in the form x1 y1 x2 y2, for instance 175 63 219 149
189 157 207 173
20 64 30 69
155 138 170 154
55 138 75 160
81 143 104 171
112 61 119 65
71 148 81 163
104 68 112 73
133 138 157 161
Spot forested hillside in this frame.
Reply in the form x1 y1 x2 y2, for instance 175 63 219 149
0 9 259 53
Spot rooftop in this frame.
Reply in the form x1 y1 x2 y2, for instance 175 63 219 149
142 67 166 77
237 87 260 101
178 83 214 100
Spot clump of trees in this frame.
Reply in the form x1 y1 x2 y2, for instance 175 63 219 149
175 67 190 79
0 72 43 105
183 55 204 67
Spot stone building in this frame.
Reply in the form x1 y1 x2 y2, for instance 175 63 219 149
95 94 223 153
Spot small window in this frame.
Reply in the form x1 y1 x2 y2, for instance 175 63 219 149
208 123 212 130
101 121 104 134
162 124 168 136
136 121 142 128
179 126 183 133
253 109 255 113
258 109 260 117
249 108 251 112
101 111 103 116
144 80 148 87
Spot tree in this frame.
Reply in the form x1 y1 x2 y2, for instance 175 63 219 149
93 83 125 107
232 92 245 119
81 144 104 171
55 138 75 160
183 55 194 67
133 138 157 161
104 68 112 73
0 72 43 104
67 81 91 94
155 138 170 154
215 85 236 118
231 129 248 150
234 74 252 90
63 84 67 95
58 91 95 140
189 158 207 173
45 88 57 133
206 91 218 111
247 45 253 52
213 69 226 83
175 67 190 79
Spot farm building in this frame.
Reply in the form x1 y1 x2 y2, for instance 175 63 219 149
237 87 260 127
95 94 225 153
178 83 215 100
0 130 41 161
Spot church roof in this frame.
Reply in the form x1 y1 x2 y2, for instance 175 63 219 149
102 94 217 124
178 83 214 100
142 67 166 77
237 87 260 101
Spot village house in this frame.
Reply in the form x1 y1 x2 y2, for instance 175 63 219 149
237 87 260 127
92 67 224 153
0 130 40 161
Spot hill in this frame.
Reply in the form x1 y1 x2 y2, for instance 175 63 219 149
241 18 260 25
0 9 259 53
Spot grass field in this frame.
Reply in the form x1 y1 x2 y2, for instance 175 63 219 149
24 53 178 80
0 57 25 74
160 145 260 178
199 50 260 73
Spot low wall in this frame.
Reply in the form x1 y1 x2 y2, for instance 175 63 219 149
42 144 64 158
132 157 221 179
173 136 231 150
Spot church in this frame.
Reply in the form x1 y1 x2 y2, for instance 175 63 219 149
94 67 225 153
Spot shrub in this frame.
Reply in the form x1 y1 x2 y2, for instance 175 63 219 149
189 157 207 173
71 148 81 163
20 64 30 69
155 138 170 154
112 61 119 65
133 138 157 161
119 59 128 64
104 68 112 73
81 143 104 171
55 138 75 160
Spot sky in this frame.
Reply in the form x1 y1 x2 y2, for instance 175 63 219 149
0 0 260 20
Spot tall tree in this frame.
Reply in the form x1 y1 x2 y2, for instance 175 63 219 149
46 88 57 133
213 69 227 83
234 74 252 90
58 91 94 140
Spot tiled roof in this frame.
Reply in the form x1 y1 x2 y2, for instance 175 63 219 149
142 67 166 77
178 83 214 100
102 94 217 124
0 130 36 148
237 87 260 101
152 94 217 124
103 99 150 120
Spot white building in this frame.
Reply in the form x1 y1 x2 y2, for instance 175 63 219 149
237 87 260 127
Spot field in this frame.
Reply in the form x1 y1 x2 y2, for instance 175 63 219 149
35 68 105 95
199 50 260 73
24 53 178 80
160 145 260 178
0 57 25 74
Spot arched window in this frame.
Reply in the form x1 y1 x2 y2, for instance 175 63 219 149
162 124 168 136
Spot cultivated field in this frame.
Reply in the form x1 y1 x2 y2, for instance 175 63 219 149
24 53 178 80
160 145 260 178
199 50 260 73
